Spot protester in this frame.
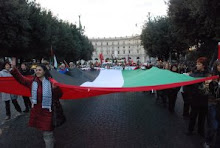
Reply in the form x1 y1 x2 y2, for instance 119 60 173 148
203 60 220 148
58 63 69 74
31 64 37 73
185 57 209 137
0 61 22 120
181 63 194 117
167 64 181 113
134 64 141 70
19 63 32 112
10 63 66 148
69 62 75 69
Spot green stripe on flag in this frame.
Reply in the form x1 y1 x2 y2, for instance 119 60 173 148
122 67 197 87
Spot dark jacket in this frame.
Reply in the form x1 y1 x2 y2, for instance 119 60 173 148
183 70 209 107
20 69 33 76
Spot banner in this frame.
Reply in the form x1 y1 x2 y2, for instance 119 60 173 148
0 67 218 99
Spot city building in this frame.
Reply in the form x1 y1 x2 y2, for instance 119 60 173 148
89 35 150 64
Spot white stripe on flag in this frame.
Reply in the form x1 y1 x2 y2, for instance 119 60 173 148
81 69 124 87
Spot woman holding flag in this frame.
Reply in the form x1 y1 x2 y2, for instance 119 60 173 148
10 60 66 148
185 57 209 137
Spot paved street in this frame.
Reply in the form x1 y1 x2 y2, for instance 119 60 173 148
0 91 204 148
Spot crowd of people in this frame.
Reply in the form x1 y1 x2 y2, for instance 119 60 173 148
150 57 220 148
0 57 220 148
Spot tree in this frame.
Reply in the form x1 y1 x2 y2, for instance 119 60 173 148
0 0 94 62
0 0 30 57
141 16 188 61
168 0 220 62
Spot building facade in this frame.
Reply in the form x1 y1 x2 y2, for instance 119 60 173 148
89 35 150 64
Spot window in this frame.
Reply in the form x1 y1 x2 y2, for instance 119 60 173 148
137 50 139 53
123 50 125 54
123 46 125 48
112 51 114 54
129 50 130 54
118 51 120 54
107 42 108 45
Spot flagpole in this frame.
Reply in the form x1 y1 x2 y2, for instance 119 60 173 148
218 42 220 60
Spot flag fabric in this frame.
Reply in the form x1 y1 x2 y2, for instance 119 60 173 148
54 55 58 69
0 67 218 99
50 46 58 69
99 53 104 64
80 67 213 87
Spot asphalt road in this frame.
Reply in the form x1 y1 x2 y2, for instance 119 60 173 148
0 91 204 148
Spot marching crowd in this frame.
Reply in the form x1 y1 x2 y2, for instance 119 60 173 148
0 57 220 148
152 57 220 148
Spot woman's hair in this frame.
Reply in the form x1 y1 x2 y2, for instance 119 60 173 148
20 62 30 70
197 57 208 68
212 60 220 75
36 64 52 80
21 62 28 67
3 61 11 68
170 64 178 72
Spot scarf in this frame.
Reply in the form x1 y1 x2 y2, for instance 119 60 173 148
32 77 52 112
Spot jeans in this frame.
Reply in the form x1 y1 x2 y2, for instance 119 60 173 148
206 104 218 146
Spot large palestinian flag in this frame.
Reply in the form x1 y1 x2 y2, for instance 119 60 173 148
0 67 218 99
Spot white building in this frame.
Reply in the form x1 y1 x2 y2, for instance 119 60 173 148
89 35 150 64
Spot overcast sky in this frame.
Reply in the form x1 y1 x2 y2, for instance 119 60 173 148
35 0 168 38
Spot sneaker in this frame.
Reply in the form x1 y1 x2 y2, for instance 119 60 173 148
5 116 11 120
16 112 22 117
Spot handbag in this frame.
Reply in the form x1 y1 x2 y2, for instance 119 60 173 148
52 98 66 128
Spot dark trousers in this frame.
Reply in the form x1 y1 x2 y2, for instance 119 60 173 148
5 100 22 116
188 106 207 134
23 96 31 111
168 93 178 112
214 128 220 148
156 90 167 105
182 92 191 116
